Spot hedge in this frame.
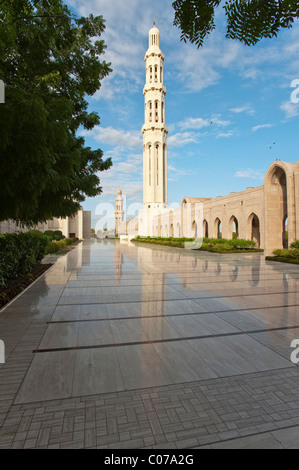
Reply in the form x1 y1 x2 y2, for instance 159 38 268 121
133 236 260 252
272 248 299 259
44 230 65 241
0 231 49 286
45 237 78 254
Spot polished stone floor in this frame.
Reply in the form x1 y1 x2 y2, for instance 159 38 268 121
1 239 299 448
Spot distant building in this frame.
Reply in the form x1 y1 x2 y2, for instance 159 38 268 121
0 208 91 239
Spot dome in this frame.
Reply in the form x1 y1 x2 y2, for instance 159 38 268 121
149 21 159 35
148 21 160 48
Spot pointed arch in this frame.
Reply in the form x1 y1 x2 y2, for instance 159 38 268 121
229 215 239 239
264 164 288 250
203 219 208 238
248 212 260 248
215 218 222 239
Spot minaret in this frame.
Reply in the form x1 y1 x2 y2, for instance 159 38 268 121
142 22 168 208
115 188 125 236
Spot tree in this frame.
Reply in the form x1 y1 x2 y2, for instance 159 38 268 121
172 0 299 47
0 0 112 225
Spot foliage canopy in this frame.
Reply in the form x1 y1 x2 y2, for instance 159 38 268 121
0 0 112 224
172 0 299 47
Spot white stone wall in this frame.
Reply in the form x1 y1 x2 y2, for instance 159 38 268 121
0 210 91 239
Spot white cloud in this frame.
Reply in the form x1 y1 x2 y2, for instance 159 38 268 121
67 0 175 100
168 164 193 182
210 116 231 127
177 115 230 131
81 126 142 148
178 117 211 131
169 45 221 92
97 150 143 202
234 169 264 179
167 132 199 147
280 100 299 118
252 123 275 132
216 131 234 138
230 105 255 115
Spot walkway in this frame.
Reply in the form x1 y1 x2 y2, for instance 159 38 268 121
0 239 299 448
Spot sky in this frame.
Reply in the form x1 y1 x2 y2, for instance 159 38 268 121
66 0 299 230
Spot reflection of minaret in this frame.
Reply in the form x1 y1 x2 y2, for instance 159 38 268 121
138 247 167 326
142 22 168 208
115 188 125 237
114 240 123 286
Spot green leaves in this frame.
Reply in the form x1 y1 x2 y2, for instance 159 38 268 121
225 0 298 46
172 0 299 47
0 0 112 225
173 0 222 47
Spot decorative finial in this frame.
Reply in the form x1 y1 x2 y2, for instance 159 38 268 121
153 19 155 27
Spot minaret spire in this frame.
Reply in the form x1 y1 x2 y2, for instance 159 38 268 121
142 23 168 208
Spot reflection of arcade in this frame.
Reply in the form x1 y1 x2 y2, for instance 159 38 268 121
114 240 123 286
113 240 299 352
66 240 91 273
116 240 265 288
115 239 264 299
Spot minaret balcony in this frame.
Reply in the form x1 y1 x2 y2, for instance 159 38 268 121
143 84 166 95
144 51 164 61
142 123 168 134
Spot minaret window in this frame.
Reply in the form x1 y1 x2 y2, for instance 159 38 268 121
162 102 164 123
156 145 159 185
155 101 159 122
155 65 158 82
163 144 166 202
149 145 152 186
149 66 152 83
160 66 163 83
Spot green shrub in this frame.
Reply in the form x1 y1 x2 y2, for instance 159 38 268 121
45 240 66 254
273 249 286 257
45 237 78 254
273 248 299 259
0 231 49 286
228 239 256 249
291 241 299 249
56 240 67 249
45 241 60 254
65 237 79 245
53 230 65 241
43 229 65 241
44 230 54 240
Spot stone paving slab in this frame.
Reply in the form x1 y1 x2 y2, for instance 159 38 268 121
1 240 299 449
1 367 299 449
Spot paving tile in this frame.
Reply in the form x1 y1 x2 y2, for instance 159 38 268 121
1 240 299 449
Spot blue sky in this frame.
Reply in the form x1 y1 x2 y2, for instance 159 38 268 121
66 0 299 229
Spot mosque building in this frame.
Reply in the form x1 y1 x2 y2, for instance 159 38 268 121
116 22 299 255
